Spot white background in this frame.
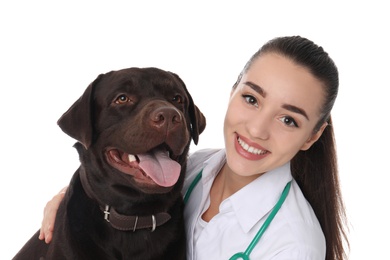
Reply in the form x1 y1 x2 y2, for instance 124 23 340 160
1 1 388 259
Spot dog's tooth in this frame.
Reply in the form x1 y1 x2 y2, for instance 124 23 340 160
128 154 137 162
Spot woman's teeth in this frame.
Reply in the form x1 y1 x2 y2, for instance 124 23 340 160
238 137 268 155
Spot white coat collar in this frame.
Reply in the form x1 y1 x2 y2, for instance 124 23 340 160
229 162 292 233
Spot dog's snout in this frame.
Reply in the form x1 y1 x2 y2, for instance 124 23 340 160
150 107 182 129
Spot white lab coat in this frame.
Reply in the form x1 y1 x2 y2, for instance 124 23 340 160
183 148 325 260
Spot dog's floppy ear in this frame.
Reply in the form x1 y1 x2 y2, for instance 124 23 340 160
187 92 206 145
57 74 103 149
170 72 206 145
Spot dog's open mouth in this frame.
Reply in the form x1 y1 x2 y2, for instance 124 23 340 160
105 146 181 188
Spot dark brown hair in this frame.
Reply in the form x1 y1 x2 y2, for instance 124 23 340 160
235 36 349 260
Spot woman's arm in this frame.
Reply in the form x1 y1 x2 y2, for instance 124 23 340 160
38 186 68 243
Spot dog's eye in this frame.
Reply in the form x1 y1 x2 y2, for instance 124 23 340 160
172 95 183 104
115 95 131 104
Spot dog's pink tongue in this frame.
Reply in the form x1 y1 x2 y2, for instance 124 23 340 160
138 150 181 187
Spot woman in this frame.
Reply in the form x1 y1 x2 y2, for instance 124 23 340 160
39 36 349 259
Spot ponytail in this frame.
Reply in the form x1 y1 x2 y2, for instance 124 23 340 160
291 116 349 260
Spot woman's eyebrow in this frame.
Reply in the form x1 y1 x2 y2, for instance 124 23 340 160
282 104 309 120
244 81 309 120
244 81 266 98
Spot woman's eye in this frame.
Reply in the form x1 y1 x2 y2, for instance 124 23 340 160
115 94 130 104
280 116 299 127
243 95 258 107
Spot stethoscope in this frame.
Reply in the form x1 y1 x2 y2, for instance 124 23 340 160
184 170 291 260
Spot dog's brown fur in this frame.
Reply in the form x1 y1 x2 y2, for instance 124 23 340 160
13 67 206 260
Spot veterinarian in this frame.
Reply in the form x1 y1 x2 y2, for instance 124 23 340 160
39 36 349 260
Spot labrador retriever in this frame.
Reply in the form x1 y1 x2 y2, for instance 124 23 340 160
13 67 206 260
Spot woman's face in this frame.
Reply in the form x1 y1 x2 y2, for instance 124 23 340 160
223 53 327 178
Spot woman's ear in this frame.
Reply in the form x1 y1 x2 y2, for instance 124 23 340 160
300 122 328 151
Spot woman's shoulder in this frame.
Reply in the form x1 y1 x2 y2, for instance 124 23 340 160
187 148 222 169
183 148 222 187
189 148 221 157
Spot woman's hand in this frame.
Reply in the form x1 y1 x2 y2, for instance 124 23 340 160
38 186 67 243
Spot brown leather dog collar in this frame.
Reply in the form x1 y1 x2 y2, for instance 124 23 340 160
79 168 171 232
102 205 171 232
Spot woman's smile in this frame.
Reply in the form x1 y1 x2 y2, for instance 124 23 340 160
235 133 270 160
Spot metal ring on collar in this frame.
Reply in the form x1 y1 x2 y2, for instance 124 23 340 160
151 215 156 232
133 216 139 232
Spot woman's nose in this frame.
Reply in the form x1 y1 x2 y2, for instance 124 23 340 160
246 111 271 140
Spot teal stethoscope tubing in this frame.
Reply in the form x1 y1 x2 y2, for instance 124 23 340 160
183 169 292 260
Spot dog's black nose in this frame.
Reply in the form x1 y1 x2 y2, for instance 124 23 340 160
150 107 182 130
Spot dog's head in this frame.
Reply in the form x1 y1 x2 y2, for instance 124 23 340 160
58 67 206 199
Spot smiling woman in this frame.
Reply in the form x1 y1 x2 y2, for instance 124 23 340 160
185 36 348 260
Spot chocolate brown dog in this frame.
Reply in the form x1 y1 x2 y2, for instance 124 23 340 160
13 67 206 260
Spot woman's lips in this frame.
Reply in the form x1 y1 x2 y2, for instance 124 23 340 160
234 133 270 161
